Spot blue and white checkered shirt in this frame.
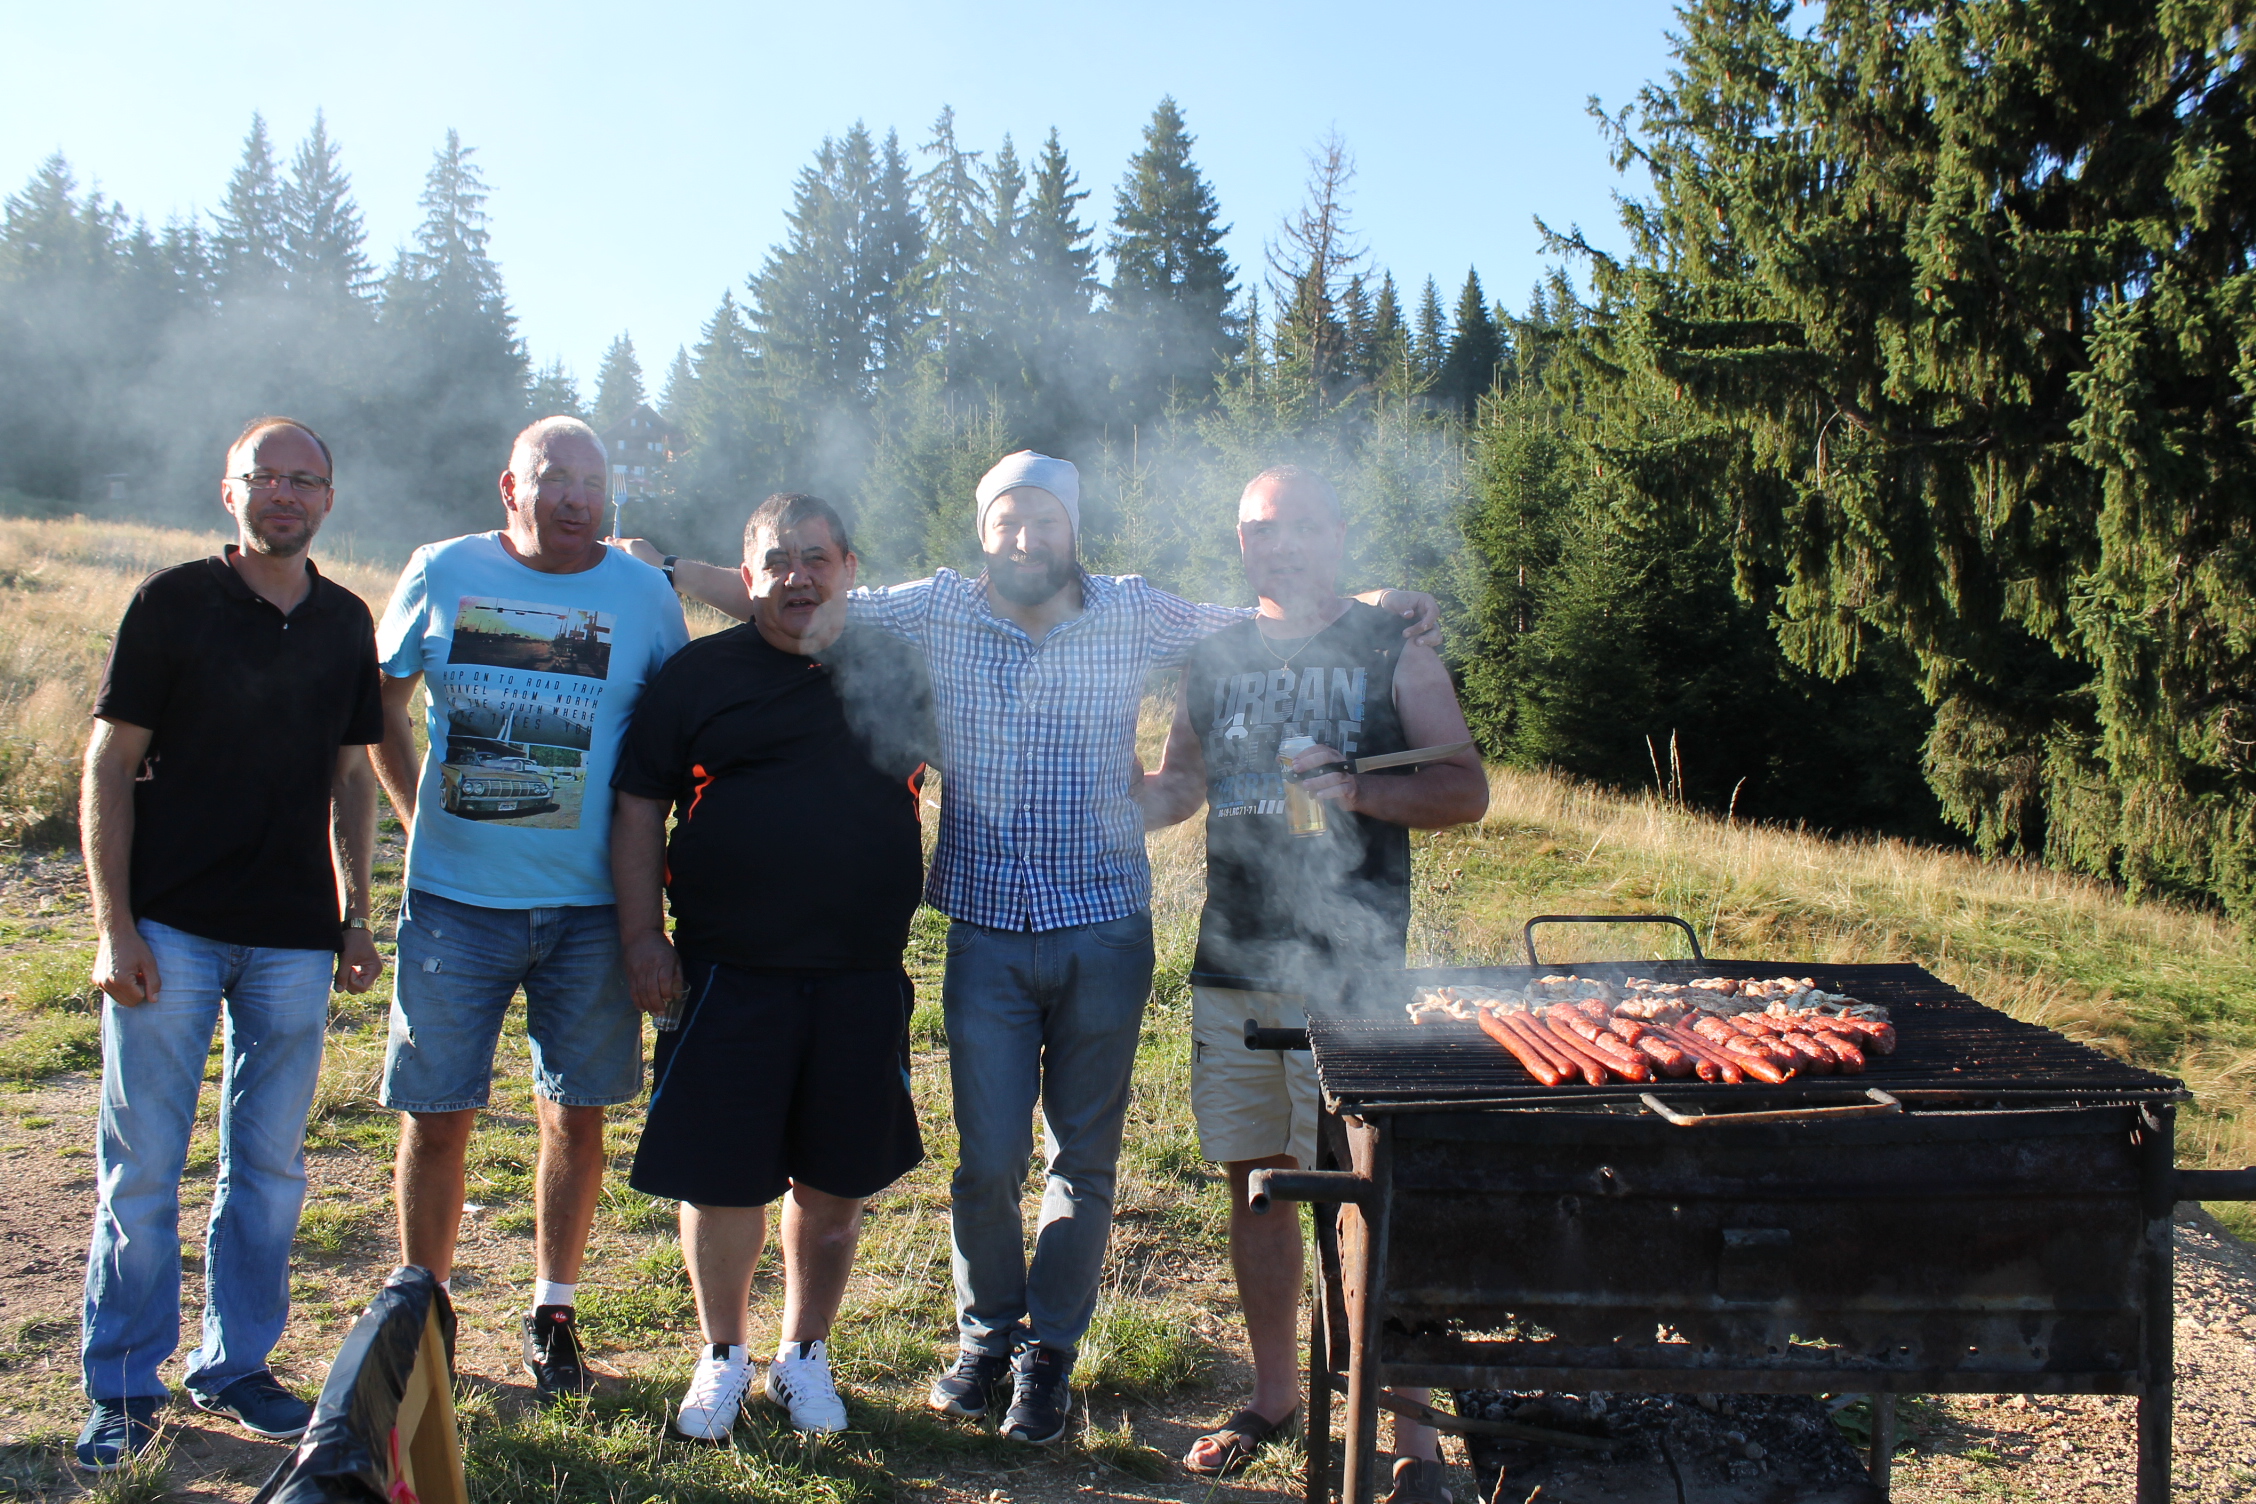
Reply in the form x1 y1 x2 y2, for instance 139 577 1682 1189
848 568 1246 932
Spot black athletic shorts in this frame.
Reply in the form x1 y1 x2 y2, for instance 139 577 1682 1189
629 960 924 1207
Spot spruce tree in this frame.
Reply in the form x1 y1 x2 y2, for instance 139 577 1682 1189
916 106 987 380
280 111 371 305
1409 277 1446 394
1107 97 1238 421
1563 0 2256 906
1019 128 1101 442
593 333 645 429
749 126 885 406
658 346 694 426
1368 272 1408 391
211 114 286 298
862 130 927 378
1436 268 1502 417
378 130 527 526
528 359 584 419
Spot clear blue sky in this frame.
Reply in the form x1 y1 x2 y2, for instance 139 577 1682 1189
4 1 1685 390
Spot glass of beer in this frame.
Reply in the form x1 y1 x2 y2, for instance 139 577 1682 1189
1278 735 1328 838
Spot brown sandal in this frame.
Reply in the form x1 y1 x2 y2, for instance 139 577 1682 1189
1183 1405 1297 1477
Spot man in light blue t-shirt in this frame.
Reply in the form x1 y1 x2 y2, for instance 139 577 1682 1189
370 415 687 1399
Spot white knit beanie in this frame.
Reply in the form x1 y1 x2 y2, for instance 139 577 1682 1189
975 451 1080 536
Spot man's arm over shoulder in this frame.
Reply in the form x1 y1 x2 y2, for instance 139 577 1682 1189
1137 581 1253 668
845 575 938 645
610 537 752 621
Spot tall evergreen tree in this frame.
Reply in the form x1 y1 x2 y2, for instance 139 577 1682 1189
211 114 286 298
658 345 695 426
1108 97 1238 421
1560 0 2256 907
378 129 527 525
1367 272 1408 390
528 358 584 419
1268 134 1363 414
1435 268 1503 417
1017 128 1101 442
1409 276 1447 394
749 126 886 406
917 106 987 380
280 111 371 304
862 131 927 377
593 333 645 429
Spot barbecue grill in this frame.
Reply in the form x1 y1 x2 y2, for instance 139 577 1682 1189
1245 917 2256 1504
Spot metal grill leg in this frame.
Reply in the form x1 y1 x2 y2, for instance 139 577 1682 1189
1308 1208 1332 1504
2137 1104 2175 1504
1868 1393 1896 1498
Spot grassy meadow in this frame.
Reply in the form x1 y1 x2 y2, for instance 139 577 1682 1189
0 514 2249 1501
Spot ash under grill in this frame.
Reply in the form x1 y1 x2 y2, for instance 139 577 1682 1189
1311 961 2175 1109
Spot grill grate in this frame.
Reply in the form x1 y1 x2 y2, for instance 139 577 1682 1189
1311 961 2180 1111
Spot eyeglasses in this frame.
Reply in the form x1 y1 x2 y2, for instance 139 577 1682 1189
228 470 333 495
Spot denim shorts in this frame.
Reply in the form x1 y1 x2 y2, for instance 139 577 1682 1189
380 889 642 1112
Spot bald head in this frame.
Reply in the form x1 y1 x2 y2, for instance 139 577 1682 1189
1239 464 1344 525
511 415 605 482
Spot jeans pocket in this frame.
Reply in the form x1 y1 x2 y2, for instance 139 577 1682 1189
944 921 978 958
1089 912 1152 951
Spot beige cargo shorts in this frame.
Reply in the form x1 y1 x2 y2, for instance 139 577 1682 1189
1190 985 1320 1169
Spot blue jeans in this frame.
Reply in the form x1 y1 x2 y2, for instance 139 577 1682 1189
380 889 639 1111
943 911 1153 1356
82 920 333 1402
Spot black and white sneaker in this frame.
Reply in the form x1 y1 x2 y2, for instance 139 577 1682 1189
926 1347 1013 1419
522 1305 592 1399
999 1343 1073 1445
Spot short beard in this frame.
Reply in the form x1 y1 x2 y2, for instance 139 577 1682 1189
242 514 313 558
986 548 1077 607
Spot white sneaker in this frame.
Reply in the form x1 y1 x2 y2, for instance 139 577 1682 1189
673 1344 752 1441
765 1339 848 1433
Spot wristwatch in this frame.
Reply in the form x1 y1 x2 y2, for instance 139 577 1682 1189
661 555 679 588
343 917 372 934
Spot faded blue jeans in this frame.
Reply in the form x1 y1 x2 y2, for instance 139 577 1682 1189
81 919 333 1403
943 911 1154 1357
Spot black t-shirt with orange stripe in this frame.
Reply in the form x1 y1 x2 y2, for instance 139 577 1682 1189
613 622 936 972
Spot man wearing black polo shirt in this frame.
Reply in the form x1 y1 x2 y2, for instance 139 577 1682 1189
610 491 932 1442
76 417 385 1471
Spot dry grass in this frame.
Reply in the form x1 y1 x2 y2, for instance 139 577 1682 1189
0 516 401 847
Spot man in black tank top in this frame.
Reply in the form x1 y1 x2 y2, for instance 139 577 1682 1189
1139 466 1486 1501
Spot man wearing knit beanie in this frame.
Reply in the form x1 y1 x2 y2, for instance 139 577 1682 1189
613 450 1441 1446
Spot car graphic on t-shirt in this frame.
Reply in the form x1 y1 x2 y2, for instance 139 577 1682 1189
439 737 559 819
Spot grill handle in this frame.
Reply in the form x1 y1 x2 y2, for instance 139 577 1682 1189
1244 1018 1311 1052
1639 1088 1905 1126
2176 1167 2256 1201
1246 1169 1374 1215
1524 913 1706 966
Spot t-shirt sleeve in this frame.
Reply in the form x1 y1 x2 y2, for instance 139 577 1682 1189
374 549 433 678
342 606 385 745
92 578 174 729
845 576 934 644
611 655 692 804
1147 587 1254 669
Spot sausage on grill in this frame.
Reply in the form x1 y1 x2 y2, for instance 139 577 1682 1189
1554 1010 1653 1082
1500 1009 1589 1085
1478 1007 1568 1087
1539 1014 1620 1086
1635 1033 1696 1078
1661 1023 1746 1084
1781 1031 1841 1074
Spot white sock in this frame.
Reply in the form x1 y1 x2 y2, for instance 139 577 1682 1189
439 1278 451 1295
708 1342 748 1366
533 1279 577 1311
777 1338 825 1364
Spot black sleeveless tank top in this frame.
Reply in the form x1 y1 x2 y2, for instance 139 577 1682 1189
1182 602 1412 997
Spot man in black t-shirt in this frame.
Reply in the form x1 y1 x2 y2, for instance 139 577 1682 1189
610 492 933 1442
1139 466 1487 1503
77 417 386 1471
